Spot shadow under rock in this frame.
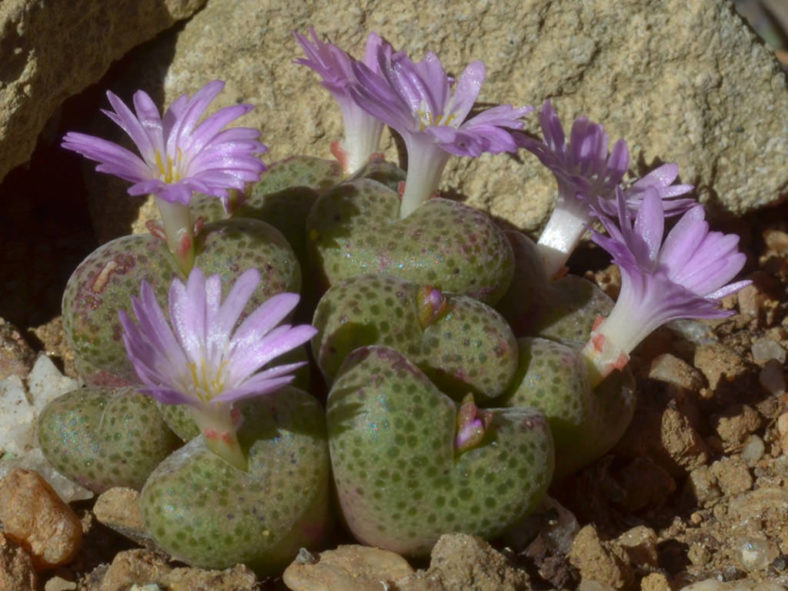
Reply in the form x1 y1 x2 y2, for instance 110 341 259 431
0 22 183 331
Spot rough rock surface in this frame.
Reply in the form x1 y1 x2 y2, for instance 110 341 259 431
80 0 786 239
0 0 207 183
93 549 258 591
0 468 83 570
0 533 36 591
282 545 414 591
568 524 634 590
397 533 532 591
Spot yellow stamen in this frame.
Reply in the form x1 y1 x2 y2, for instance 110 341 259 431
417 108 457 131
154 148 183 184
185 358 230 402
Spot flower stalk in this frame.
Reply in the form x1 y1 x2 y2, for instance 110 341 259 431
294 29 386 175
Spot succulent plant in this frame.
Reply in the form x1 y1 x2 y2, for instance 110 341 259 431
37 387 180 492
48 31 754 574
502 337 636 477
140 389 331 575
495 232 613 348
312 274 518 401
62 218 301 385
327 345 554 557
307 178 514 304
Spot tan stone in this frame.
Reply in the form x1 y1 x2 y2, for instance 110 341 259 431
78 0 788 240
98 549 171 591
693 343 749 391
615 526 658 568
648 353 705 392
397 533 531 591
165 563 258 591
713 404 763 452
660 406 710 472
568 525 634 591
0 318 35 380
710 456 753 496
283 545 414 591
96 548 259 591
93 488 151 547
0 468 82 570
0 0 207 184
0 533 36 591
640 572 672 591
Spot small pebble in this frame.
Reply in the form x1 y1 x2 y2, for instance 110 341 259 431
283 544 413 591
0 355 90 503
740 434 765 467
93 488 150 547
614 525 657 567
737 536 776 572
714 404 763 451
738 283 767 320
710 456 753 496
687 542 711 567
777 413 788 457
43 575 77 591
0 318 35 381
0 468 83 570
568 525 634 590
751 338 786 365
679 577 788 590
577 581 616 591
759 359 786 396
640 572 672 591
648 353 705 391
693 343 748 391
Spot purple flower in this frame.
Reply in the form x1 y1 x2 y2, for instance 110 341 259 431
518 101 695 278
518 101 629 277
63 80 267 275
294 28 386 174
519 100 630 213
620 163 695 216
119 267 316 469
350 43 531 217
582 188 749 385
62 80 266 208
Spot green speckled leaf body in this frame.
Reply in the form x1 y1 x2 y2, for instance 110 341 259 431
327 346 553 557
312 274 518 401
307 178 514 304
37 387 180 492
140 388 332 575
503 337 636 477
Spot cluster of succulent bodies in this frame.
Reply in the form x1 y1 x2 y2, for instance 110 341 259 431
37 29 750 574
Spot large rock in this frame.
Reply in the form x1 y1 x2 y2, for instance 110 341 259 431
81 0 784 237
0 0 207 184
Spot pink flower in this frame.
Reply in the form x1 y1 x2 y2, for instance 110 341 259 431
518 101 693 278
294 28 386 174
350 43 531 217
62 80 266 208
582 188 749 385
119 268 316 469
